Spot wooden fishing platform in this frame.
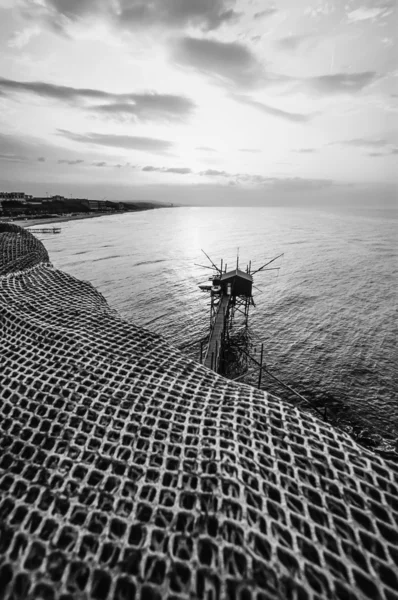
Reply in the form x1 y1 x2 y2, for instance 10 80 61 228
197 249 331 416
198 250 283 376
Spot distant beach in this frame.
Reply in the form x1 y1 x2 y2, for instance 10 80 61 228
7 207 162 228
11 212 115 228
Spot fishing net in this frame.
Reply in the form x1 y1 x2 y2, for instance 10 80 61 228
0 223 397 600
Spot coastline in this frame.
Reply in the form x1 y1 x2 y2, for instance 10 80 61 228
4 208 154 228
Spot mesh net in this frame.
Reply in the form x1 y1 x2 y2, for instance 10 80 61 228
0 223 397 600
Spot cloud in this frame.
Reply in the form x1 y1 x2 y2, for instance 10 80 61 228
115 162 135 169
92 95 195 122
266 177 333 190
57 159 85 165
233 94 314 122
330 137 398 156
166 167 191 174
173 37 266 87
276 34 313 51
304 2 335 18
0 153 28 162
26 0 239 32
347 6 393 22
0 131 121 168
0 77 111 101
118 0 239 30
239 148 261 153
196 146 217 152
198 169 334 190
331 138 390 148
33 0 105 22
293 148 316 153
0 77 195 122
91 161 107 167
367 148 398 157
200 169 230 177
0 131 54 163
142 165 191 174
0 134 36 166
8 26 41 49
57 129 173 153
254 8 277 19
304 72 378 94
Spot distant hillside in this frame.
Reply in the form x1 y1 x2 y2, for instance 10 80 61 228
122 200 173 210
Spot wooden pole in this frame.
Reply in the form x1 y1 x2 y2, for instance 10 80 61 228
258 343 264 389
200 340 203 363
240 347 324 417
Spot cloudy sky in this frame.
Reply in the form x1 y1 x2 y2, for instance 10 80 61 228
0 0 396 205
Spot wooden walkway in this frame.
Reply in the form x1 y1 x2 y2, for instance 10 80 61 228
27 228 61 234
204 294 230 371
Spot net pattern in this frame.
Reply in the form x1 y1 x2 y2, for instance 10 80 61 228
0 224 397 600
0 224 50 276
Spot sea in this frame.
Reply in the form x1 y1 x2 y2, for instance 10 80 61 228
34 206 398 457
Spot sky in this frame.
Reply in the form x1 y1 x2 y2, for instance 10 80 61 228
0 0 397 206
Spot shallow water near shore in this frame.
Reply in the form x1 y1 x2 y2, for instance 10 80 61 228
35 205 398 456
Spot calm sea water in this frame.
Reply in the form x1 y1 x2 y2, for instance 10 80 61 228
36 206 398 455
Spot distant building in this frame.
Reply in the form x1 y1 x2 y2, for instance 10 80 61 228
0 192 28 204
82 200 108 211
83 200 99 211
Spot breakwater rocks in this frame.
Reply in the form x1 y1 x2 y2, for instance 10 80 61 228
0 223 397 600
